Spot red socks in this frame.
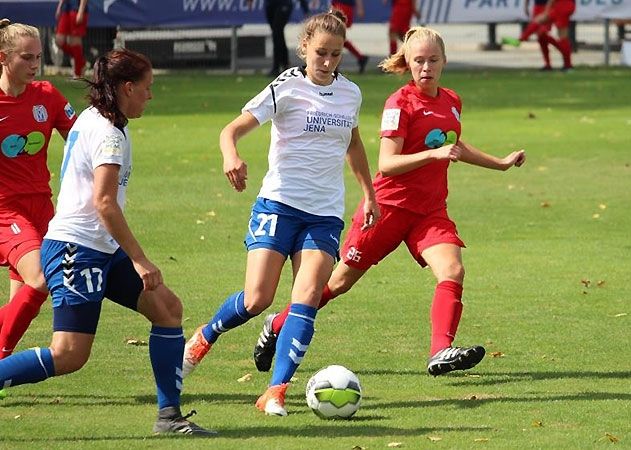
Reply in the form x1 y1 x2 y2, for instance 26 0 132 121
389 40 398 55
429 280 463 355
557 37 573 68
0 285 48 359
67 44 86 77
344 40 362 60
537 35 552 67
271 285 335 335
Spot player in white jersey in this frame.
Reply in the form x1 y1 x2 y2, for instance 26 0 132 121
0 48 214 436
181 10 379 416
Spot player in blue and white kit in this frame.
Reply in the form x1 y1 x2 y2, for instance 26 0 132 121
181 10 379 416
0 48 215 436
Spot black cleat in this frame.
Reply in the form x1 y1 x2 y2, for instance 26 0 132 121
358 55 369 74
427 345 486 376
253 313 279 372
153 406 217 436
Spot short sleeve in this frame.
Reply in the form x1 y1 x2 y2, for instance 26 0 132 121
380 94 409 139
49 83 77 132
92 128 126 170
242 84 277 125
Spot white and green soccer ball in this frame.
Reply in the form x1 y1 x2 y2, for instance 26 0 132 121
305 365 362 419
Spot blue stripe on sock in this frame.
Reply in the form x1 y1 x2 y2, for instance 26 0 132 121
0 347 55 388
270 303 317 385
202 290 253 344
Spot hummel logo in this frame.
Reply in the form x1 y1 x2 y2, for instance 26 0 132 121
423 110 434 116
1 347 13 353
329 234 339 245
319 92 333 96
0 116 9 122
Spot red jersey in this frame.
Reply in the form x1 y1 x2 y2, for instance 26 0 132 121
374 82 462 215
0 81 76 201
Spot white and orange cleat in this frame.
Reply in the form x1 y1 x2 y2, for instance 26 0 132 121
182 326 212 378
255 383 289 416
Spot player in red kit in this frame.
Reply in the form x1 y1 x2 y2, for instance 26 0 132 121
385 0 420 55
55 0 89 78
331 0 370 73
253 26 527 377
502 0 575 71
0 20 76 368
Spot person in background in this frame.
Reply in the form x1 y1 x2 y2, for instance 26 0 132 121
331 0 370 73
248 0 310 77
252 26 527 379
180 11 379 417
501 0 575 71
384 0 421 55
55 0 89 79
0 20 75 375
0 48 216 436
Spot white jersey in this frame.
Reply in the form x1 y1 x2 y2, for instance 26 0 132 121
243 67 362 219
45 107 132 254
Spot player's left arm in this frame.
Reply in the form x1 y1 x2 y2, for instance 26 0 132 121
458 140 526 171
346 127 380 229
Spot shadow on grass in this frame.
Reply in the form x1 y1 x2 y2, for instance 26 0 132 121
1 424 492 443
361 391 631 411
448 370 631 387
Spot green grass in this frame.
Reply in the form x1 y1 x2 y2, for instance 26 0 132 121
1 68 630 449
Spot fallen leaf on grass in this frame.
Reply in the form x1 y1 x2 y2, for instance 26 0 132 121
532 420 544 427
592 214 600 219
614 313 627 317
126 339 148 346
427 436 442 442
14 415 21 420
597 280 606 287
388 442 404 447
540 201 551 208
352 446 365 450
237 373 252 383
474 438 490 442
581 279 591 288
598 204 607 210
490 352 505 358
602 433 619 443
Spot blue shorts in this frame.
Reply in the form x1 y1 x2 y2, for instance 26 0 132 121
41 239 144 334
245 198 344 260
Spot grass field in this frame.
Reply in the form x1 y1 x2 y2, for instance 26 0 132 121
1 68 630 449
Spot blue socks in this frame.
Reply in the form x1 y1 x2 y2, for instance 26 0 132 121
271 303 317 386
202 291 253 344
149 326 184 409
0 347 55 388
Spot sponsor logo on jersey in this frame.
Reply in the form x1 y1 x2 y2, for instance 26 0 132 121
64 102 76 120
33 105 48 123
102 134 123 156
451 106 460 122
319 91 333 96
381 108 400 131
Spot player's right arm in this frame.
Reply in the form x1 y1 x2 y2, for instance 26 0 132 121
219 111 259 192
378 137 461 176
93 163 162 291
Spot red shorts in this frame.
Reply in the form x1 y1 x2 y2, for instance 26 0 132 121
0 195 54 281
389 2 414 35
331 2 355 27
341 202 465 270
56 11 89 37
548 0 575 29
532 5 552 32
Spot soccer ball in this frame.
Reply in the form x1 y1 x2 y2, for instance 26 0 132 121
305 365 362 419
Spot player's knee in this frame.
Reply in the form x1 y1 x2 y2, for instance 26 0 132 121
50 346 90 375
438 262 465 284
243 292 273 315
